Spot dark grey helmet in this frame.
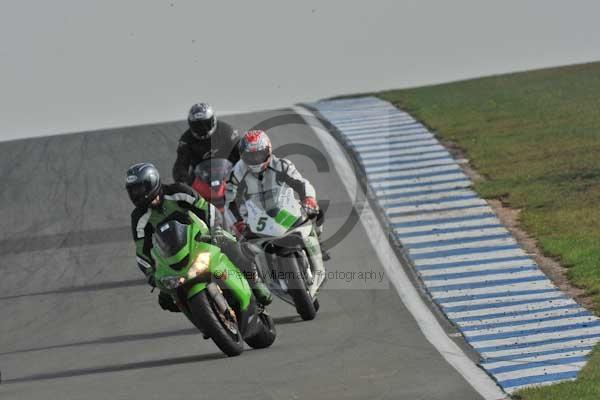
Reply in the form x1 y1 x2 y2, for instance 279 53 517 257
125 163 161 208
188 102 216 139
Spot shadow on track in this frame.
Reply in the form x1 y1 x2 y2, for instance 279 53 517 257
0 279 146 301
272 315 303 325
0 227 130 256
0 328 199 356
2 352 225 385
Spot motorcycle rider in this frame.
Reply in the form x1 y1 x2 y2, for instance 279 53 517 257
126 162 272 310
172 102 241 183
225 130 328 259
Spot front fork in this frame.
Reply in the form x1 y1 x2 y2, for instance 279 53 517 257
174 257 260 339
303 229 326 297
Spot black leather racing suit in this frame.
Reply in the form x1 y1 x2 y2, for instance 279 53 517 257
172 121 241 183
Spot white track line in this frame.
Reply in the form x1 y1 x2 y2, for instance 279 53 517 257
479 336 600 359
464 315 597 337
351 134 433 146
379 189 477 206
414 248 529 267
441 292 566 311
354 136 437 151
404 228 512 246
482 349 593 370
388 205 492 223
430 280 558 300
471 325 600 350
375 180 473 196
446 298 578 321
409 237 519 255
365 157 456 173
393 218 502 235
494 362 586 383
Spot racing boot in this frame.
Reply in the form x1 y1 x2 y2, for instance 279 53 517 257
247 262 273 306
315 215 331 262
213 228 273 305
320 243 331 262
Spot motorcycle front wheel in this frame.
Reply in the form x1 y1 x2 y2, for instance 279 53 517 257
188 291 244 356
282 252 317 321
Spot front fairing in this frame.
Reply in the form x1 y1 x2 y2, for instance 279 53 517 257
244 184 306 237
192 158 232 209
192 158 233 185
153 240 211 293
151 214 253 311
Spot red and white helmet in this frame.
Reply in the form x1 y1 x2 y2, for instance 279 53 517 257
239 130 272 174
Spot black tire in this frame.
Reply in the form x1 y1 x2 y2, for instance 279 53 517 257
245 312 277 349
283 253 317 321
313 298 320 312
187 291 244 357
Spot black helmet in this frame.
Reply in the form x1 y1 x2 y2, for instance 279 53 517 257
188 102 216 139
125 163 161 208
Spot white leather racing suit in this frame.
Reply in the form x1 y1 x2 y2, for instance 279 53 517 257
225 155 317 223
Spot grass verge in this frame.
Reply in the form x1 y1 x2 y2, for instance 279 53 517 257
375 61 600 399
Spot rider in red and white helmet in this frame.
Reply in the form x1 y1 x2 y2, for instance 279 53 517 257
238 129 273 175
226 130 328 260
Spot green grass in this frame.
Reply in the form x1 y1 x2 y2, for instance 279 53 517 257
375 61 600 399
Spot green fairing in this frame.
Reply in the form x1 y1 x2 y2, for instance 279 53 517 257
186 251 252 310
151 212 252 311
134 195 211 265
275 209 299 229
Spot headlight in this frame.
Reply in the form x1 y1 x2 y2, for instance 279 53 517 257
160 276 185 290
188 252 211 279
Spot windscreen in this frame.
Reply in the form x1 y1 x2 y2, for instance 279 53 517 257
152 220 189 258
193 158 233 183
245 184 301 217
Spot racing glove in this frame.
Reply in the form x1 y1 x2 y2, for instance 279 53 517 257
233 221 247 237
303 196 319 217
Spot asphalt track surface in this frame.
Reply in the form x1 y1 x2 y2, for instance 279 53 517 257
0 109 483 399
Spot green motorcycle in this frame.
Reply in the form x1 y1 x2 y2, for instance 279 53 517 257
151 212 276 357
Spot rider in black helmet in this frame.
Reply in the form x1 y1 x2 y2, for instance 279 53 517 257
125 163 162 209
126 162 272 309
172 103 242 183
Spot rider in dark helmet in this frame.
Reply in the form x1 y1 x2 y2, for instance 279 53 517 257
172 102 242 183
125 163 162 209
126 162 272 309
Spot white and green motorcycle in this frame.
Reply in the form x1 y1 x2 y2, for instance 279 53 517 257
239 185 326 320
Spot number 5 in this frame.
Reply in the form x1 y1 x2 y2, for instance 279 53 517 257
256 217 267 231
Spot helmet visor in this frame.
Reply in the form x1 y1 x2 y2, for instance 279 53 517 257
242 149 270 166
127 182 152 206
189 117 216 138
